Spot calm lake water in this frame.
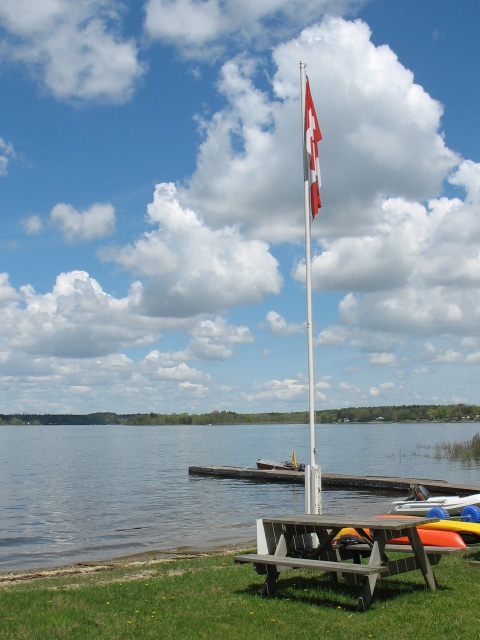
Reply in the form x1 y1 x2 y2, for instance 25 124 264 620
1 422 480 572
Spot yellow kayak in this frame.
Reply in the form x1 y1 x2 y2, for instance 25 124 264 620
418 519 480 545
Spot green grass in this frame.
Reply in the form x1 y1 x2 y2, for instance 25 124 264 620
2 549 480 639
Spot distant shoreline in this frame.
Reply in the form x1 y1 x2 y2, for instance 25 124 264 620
2 403 480 426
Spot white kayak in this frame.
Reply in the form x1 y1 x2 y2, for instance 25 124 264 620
387 483 480 516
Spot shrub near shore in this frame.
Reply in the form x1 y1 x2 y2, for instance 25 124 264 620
1 549 480 639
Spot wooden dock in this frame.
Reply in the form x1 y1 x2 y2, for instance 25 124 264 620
188 465 480 496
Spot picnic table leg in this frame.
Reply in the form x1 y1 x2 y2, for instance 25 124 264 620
260 565 279 596
356 529 388 612
406 528 438 590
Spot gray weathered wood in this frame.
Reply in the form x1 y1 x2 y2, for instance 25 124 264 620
260 515 438 529
188 466 480 495
234 553 388 575
236 513 443 612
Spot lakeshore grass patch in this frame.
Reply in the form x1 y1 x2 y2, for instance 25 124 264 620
1 549 480 639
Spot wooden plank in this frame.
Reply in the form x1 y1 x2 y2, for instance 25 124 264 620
234 553 387 575
189 465 305 483
260 515 437 529
188 466 480 495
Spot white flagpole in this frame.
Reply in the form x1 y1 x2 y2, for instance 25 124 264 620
300 62 321 515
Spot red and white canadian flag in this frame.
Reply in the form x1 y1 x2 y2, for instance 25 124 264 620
304 78 322 217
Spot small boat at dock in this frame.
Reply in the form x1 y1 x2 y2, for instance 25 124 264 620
256 452 305 472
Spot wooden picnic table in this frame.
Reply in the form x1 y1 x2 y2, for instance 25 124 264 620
235 514 459 611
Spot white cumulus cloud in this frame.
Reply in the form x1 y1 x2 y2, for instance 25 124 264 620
265 310 304 337
187 316 254 360
144 0 366 57
183 18 458 244
51 202 116 242
2 271 164 358
21 215 43 235
100 182 282 317
0 0 145 103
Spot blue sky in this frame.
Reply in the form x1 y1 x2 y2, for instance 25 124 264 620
2 0 480 415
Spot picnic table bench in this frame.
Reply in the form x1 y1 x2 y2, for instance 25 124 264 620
235 514 461 611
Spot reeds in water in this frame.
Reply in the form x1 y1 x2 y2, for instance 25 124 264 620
435 432 480 462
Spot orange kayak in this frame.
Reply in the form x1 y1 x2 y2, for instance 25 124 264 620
336 527 466 549
374 513 480 545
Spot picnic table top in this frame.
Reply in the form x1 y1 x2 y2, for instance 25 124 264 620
260 514 438 530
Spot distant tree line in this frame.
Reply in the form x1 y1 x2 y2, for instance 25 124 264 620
1 404 480 426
